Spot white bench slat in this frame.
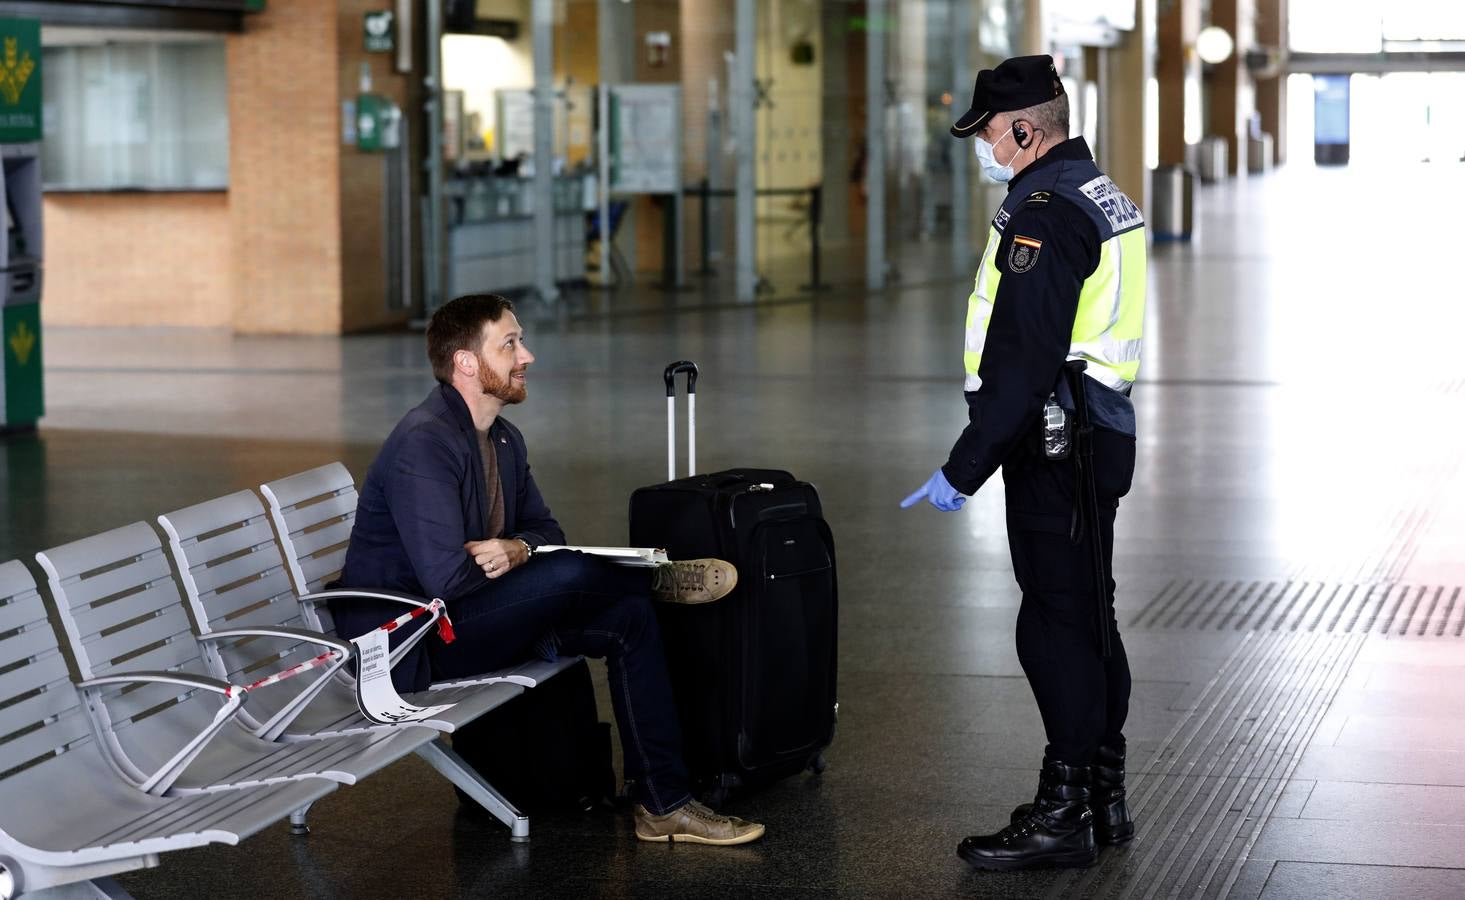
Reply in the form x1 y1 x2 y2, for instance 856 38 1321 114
300 548 346 591
70 581 184 640
262 462 354 510
97 678 204 725
208 593 303 634
59 551 173 610
0 623 59 672
0 589 46 634
0 708 92 774
33 522 160 584
80 605 195 669
181 517 277 573
0 651 71 717
4 680 86 734
287 523 350 561
190 547 281 598
159 490 269 543
88 632 198 678
205 569 296 625
0 559 39 601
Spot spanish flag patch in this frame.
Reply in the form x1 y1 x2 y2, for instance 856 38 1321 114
1008 235 1043 273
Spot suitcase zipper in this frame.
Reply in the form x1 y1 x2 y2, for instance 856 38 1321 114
767 563 833 581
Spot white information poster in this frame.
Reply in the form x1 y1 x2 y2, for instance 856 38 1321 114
609 84 682 194
496 89 536 161
351 628 456 725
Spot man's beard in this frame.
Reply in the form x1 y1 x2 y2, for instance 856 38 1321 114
479 361 527 404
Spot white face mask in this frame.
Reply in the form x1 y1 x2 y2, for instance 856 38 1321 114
974 127 1017 183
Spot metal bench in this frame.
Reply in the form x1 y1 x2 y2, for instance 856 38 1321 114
36 524 436 802
258 465 585 842
157 489 549 840
0 559 336 900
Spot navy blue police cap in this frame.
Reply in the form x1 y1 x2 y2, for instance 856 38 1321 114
951 54 1064 138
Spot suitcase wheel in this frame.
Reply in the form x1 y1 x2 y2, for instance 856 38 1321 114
808 752 828 775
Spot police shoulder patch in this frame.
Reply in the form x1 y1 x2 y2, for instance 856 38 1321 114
1007 234 1043 273
1023 190 1052 208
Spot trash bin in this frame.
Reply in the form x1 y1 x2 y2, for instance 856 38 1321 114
1196 136 1229 184
1247 133 1274 174
1151 165 1194 242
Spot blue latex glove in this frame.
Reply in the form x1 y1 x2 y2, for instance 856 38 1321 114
901 469 967 512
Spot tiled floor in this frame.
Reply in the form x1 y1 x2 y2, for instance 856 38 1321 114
4 161 1465 898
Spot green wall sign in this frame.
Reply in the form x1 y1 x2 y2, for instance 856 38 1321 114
0 18 40 145
364 11 395 53
4 301 43 426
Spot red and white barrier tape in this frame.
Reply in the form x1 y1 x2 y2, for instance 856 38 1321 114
377 597 456 644
227 650 343 698
222 599 456 698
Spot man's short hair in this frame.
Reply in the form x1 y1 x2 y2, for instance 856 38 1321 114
1016 93 1070 142
426 293 516 385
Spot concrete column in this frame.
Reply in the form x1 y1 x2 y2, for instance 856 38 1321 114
1022 0 1047 55
733 0 756 302
531 0 558 302
1255 0 1287 165
1157 0 1200 166
950 0 972 275
820 1 852 244
1101 0 1156 215
865 0 886 291
1208 0 1255 176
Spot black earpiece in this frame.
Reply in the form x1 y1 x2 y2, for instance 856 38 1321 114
1013 122 1030 148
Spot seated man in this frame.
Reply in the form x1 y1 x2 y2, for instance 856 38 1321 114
334 293 760 845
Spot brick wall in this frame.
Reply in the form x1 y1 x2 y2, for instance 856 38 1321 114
226 0 344 334
41 193 232 328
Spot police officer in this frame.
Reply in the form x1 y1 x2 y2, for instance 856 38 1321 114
901 55 1147 871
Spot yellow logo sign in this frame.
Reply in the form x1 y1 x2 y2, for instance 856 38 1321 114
0 37 36 106
9 319 35 367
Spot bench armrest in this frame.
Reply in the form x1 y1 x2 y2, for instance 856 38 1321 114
79 670 245 795
196 627 352 741
79 670 235 696
298 588 432 609
199 626 352 657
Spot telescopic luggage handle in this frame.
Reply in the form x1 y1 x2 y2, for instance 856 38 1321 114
664 361 698 480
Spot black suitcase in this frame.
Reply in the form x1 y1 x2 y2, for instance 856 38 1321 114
629 361 838 801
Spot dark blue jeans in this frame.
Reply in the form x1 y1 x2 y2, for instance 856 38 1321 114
429 551 692 815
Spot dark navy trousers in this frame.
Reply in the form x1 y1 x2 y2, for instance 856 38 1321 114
1003 428 1136 765
430 551 692 814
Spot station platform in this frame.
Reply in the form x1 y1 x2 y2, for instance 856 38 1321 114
4 162 1464 898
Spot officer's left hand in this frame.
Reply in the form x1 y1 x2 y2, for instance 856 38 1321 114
901 469 967 512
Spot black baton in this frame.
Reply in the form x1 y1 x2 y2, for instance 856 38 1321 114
1062 360 1113 659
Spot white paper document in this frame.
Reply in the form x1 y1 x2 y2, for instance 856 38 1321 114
535 545 671 567
351 628 456 725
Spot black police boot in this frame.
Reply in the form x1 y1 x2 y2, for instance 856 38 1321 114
958 759 1098 871
1090 743 1134 844
1009 744 1134 846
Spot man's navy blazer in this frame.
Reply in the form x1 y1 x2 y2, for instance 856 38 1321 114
335 383 565 691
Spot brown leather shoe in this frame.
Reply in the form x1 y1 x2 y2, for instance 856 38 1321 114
650 558 738 604
634 800 765 845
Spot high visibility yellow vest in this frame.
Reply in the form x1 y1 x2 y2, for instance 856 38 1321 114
965 162 1147 395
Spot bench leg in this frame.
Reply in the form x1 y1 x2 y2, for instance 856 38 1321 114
289 803 313 836
416 738 530 842
14 877 135 899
